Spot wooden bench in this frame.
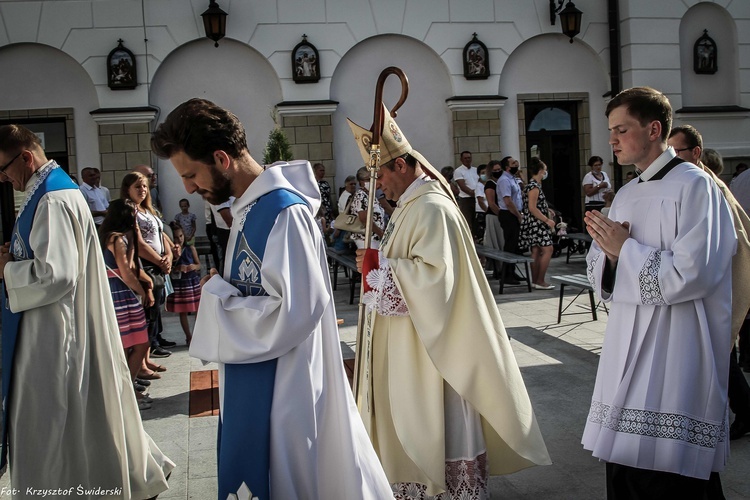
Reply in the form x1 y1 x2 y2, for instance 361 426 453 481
475 244 534 294
550 274 608 323
562 233 592 263
325 247 360 305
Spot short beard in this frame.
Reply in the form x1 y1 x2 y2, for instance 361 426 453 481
199 166 233 204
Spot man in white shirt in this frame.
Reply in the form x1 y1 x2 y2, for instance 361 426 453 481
78 166 110 226
453 150 478 234
496 156 524 283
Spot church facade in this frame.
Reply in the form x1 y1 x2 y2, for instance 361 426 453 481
0 0 746 234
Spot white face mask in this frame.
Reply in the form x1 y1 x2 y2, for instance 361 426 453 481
542 170 549 180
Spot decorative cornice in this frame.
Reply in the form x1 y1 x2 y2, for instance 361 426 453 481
276 100 338 116
89 106 159 124
674 105 750 120
445 95 507 111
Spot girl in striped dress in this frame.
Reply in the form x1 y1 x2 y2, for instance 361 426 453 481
100 199 155 404
166 224 201 345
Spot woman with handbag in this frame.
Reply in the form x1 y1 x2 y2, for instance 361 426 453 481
121 172 174 379
99 199 155 410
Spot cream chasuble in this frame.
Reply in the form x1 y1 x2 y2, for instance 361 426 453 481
357 179 550 496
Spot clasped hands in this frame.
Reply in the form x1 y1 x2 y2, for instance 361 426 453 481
583 210 631 262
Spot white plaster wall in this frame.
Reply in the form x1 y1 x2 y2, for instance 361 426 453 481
330 35 453 183
679 2 738 106
0 43 100 170
499 34 611 168
149 38 282 236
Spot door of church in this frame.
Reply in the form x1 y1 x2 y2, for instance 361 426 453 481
524 101 582 231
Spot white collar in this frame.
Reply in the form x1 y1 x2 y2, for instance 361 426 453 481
398 174 431 207
638 147 678 182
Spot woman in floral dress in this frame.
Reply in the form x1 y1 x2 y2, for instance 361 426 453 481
519 157 557 290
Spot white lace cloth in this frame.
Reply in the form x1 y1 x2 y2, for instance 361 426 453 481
362 252 409 316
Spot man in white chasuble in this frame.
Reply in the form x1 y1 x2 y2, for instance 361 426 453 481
152 98 391 500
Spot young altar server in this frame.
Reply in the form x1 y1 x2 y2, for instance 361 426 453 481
583 87 736 498
152 98 391 500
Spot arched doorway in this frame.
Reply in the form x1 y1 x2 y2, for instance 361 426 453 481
525 102 581 228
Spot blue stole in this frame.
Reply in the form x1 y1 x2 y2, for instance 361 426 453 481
1 163 77 470
217 189 306 500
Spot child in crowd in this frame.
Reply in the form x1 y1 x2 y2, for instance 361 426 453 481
173 198 197 245
99 199 155 410
166 223 201 345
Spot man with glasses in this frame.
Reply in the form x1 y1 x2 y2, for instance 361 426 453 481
668 124 750 442
0 124 173 496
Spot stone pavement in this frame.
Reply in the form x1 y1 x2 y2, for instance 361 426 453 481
1 254 748 499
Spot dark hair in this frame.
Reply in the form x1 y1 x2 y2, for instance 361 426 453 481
179 198 190 206
528 157 546 176
99 199 138 259
382 152 417 171
169 221 183 232
605 87 672 142
460 151 472 158
151 98 248 165
487 159 502 170
500 156 513 169
701 148 723 175
0 124 43 156
587 155 604 167
669 124 703 149
477 163 487 175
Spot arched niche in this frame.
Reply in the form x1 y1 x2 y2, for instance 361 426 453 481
0 43 99 169
679 3 738 107
330 35 453 182
499 34 610 163
150 38 282 230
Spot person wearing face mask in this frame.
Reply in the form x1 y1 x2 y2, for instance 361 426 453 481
519 157 556 290
497 156 524 283
474 164 488 242
482 160 506 260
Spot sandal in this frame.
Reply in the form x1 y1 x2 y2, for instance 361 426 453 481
138 370 162 380
154 365 167 372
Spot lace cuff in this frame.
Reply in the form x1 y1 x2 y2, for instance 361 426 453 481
362 253 409 316
639 250 665 305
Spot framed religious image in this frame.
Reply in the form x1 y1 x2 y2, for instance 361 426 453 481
107 39 137 90
463 33 489 80
694 29 717 75
292 35 320 84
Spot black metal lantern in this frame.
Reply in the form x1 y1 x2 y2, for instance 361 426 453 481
202 0 227 48
550 0 583 43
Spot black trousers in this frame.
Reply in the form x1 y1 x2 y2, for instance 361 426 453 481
738 316 750 367
605 463 725 500
457 197 475 233
498 210 520 254
729 347 750 418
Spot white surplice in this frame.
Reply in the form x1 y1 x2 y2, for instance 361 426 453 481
582 150 737 480
3 168 174 499
190 161 392 499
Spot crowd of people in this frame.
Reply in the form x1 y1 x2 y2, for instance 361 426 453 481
0 83 749 499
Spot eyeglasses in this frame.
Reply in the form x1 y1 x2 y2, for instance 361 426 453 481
0 151 23 174
674 147 695 153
